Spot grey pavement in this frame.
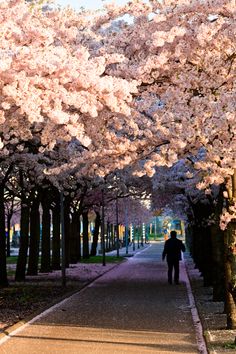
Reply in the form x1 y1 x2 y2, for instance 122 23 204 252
0 243 201 354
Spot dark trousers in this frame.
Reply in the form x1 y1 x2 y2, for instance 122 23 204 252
167 259 179 284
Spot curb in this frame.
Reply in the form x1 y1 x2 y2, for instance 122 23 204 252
183 257 208 354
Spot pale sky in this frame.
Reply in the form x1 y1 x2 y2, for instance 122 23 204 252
56 0 128 10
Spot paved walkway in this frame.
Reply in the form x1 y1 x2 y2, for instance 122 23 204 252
0 243 202 353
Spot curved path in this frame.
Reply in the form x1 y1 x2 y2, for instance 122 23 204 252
0 243 201 353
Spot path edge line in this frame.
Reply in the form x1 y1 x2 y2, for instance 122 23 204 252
183 257 208 354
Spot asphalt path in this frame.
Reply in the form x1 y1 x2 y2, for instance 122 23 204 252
0 243 200 354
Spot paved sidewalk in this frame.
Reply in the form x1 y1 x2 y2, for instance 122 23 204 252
106 242 150 257
0 243 202 354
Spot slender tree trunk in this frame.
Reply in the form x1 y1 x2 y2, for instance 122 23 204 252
40 196 51 273
52 198 61 270
64 196 71 267
211 224 225 301
68 210 81 262
70 211 79 263
202 227 213 287
0 186 8 287
224 225 236 329
15 203 30 281
90 212 101 256
76 213 81 261
111 224 115 249
82 211 89 259
107 222 111 251
6 213 11 257
27 196 40 275
185 224 193 256
105 222 108 251
224 170 236 329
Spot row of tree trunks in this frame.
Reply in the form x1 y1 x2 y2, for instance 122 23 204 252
1 186 105 286
190 222 226 297
188 179 236 329
12 188 86 282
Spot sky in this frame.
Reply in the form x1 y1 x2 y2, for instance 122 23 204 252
56 0 128 11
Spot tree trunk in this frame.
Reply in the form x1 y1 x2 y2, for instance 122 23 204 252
202 227 213 287
90 212 100 256
6 213 12 257
70 211 79 263
224 170 236 329
107 222 111 251
69 210 81 262
111 224 115 249
82 211 89 259
0 186 8 287
27 196 40 275
211 224 225 301
52 197 61 270
76 212 81 262
64 196 71 267
224 225 236 329
15 203 30 281
40 196 51 273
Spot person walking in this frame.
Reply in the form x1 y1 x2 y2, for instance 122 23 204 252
162 230 186 284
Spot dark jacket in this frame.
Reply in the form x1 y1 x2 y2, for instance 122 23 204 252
162 237 186 262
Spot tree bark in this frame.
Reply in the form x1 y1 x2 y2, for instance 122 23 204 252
224 170 236 329
76 212 81 262
0 186 8 287
111 224 115 249
52 195 61 270
70 211 80 263
15 202 30 281
27 195 40 275
202 227 213 287
82 211 89 259
64 196 71 267
6 213 11 257
40 194 51 273
224 225 236 329
211 224 225 301
107 222 111 251
90 211 100 256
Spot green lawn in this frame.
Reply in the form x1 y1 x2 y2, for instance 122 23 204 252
7 255 124 266
6 256 18 264
80 255 124 263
